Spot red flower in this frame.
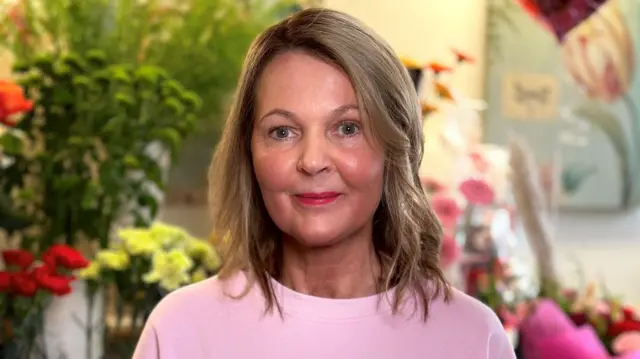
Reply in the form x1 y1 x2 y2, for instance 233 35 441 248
452 49 474 63
33 265 73 296
459 178 495 205
427 62 453 75
2 249 34 270
569 312 588 327
608 319 640 338
10 271 37 297
0 80 33 126
623 307 637 321
42 244 89 270
430 194 461 226
0 272 11 292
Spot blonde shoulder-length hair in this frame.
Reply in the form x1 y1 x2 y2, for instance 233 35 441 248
209 7 450 320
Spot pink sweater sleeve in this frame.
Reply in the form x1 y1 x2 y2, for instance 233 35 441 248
132 322 161 359
488 330 517 359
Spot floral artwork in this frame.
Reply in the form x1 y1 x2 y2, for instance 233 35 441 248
516 0 609 42
484 0 640 210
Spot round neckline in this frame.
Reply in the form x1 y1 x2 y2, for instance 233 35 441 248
269 277 397 320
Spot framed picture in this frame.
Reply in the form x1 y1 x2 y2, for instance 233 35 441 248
483 0 640 211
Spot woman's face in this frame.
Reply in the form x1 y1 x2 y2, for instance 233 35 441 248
251 51 384 247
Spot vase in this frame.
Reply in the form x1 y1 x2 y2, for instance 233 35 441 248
37 280 104 359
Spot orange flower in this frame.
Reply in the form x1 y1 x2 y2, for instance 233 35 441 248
0 80 33 127
421 102 438 117
452 49 474 63
427 62 452 75
434 82 454 101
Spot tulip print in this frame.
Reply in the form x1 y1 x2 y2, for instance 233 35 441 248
561 0 635 103
561 0 639 208
517 0 608 42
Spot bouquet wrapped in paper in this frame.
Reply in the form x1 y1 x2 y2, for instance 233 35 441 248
519 299 640 359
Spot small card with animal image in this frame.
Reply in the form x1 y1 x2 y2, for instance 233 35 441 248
501 72 559 121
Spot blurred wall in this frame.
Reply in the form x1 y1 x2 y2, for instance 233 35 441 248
325 0 488 99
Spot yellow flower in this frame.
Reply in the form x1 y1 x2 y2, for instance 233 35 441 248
191 268 208 283
399 55 422 69
96 250 130 271
143 249 194 291
185 239 221 271
77 261 101 280
149 222 190 247
118 228 160 256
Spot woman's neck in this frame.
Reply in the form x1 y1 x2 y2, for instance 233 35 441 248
279 231 381 299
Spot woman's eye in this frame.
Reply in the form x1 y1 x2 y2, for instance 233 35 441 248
337 122 360 137
269 126 293 140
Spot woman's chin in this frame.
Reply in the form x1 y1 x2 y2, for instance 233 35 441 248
287 229 345 249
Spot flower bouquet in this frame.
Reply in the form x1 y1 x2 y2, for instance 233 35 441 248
0 245 89 359
512 289 640 358
422 138 533 307
79 221 220 358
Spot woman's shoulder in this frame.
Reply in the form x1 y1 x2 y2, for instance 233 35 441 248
428 287 504 333
145 271 256 331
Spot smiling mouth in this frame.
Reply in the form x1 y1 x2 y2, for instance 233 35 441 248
294 192 341 206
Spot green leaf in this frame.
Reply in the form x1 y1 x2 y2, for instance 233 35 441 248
81 181 101 209
123 154 140 169
562 163 597 194
151 128 182 154
137 192 159 220
573 103 632 206
0 133 24 154
54 174 82 191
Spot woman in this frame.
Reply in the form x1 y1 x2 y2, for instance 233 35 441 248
133 8 515 359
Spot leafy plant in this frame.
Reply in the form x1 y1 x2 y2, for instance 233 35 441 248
0 50 201 253
0 0 289 134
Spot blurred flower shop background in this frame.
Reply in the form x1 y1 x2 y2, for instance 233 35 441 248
1 0 640 358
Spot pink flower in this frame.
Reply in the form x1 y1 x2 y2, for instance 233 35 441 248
430 195 461 226
439 235 460 268
469 152 489 173
459 179 495 205
613 331 640 355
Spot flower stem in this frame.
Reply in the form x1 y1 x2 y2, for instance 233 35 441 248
622 94 640 207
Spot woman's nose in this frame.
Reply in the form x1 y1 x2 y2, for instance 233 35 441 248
297 135 331 176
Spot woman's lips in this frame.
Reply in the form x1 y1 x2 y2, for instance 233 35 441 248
294 192 341 206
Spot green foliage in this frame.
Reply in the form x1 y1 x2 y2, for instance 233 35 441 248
0 50 200 253
0 0 291 137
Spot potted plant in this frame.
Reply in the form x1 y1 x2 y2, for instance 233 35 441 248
0 50 200 358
